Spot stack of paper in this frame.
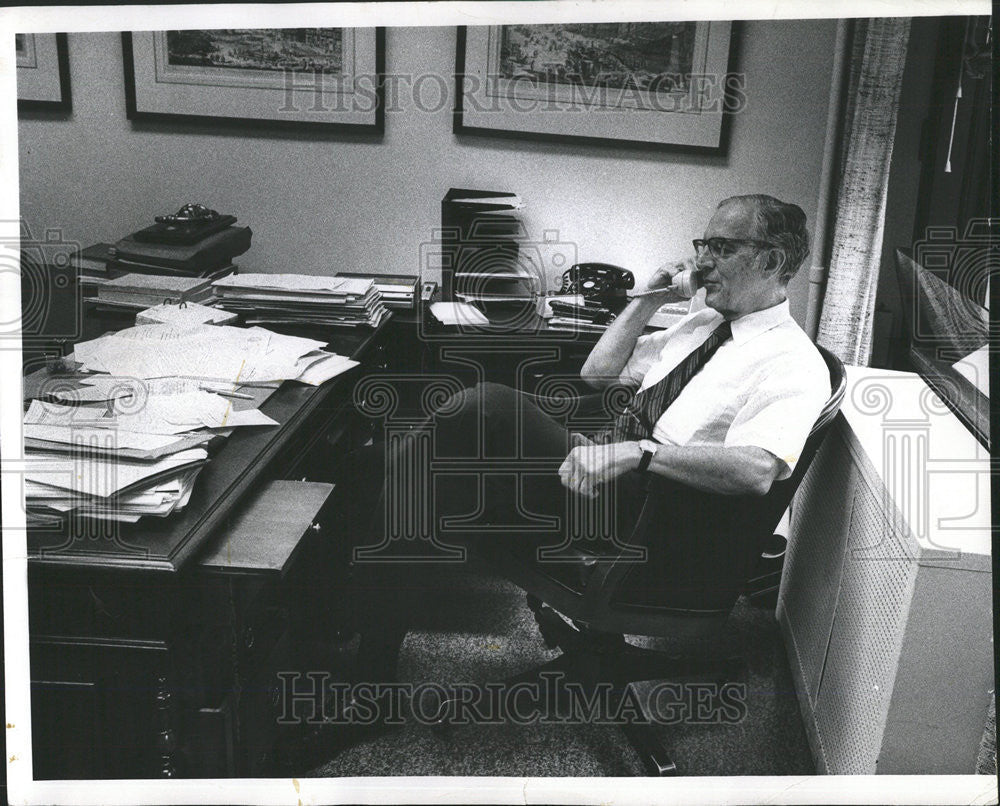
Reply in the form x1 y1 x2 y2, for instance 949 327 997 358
96 273 216 309
24 425 212 461
24 393 278 433
21 385 277 522
212 273 391 328
25 448 209 522
335 272 418 309
23 320 360 523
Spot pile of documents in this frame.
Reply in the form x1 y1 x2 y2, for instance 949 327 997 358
542 296 614 334
212 273 391 328
26 450 210 522
71 323 358 385
335 272 419 309
96 273 217 309
22 386 230 523
23 322 359 522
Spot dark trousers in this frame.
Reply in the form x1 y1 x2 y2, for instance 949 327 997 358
336 381 647 683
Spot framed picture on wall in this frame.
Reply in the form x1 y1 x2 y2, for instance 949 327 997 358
122 28 385 133
16 32 72 113
455 23 735 152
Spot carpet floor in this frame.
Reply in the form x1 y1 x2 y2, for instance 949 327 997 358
311 565 815 777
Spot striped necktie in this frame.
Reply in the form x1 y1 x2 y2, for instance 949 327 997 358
611 320 733 442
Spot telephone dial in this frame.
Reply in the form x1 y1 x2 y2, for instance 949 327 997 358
558 263 635 306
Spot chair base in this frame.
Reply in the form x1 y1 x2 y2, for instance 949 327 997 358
526 595 743 776
430 595 744 776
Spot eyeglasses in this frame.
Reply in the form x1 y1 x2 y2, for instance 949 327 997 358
692 237 777 259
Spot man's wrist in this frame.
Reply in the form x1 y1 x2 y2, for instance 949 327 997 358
632 295 667 315
613 441 643 474
636 439 658 473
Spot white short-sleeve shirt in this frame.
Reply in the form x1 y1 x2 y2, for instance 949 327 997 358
619 299 830 480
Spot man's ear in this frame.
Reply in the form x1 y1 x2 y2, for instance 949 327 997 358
762 248 786 278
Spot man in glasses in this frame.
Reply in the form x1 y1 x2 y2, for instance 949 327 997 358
289 194 830 767
566 192 830 500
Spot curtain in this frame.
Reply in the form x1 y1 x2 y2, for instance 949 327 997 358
817 18 911 366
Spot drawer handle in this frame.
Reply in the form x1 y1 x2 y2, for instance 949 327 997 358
311 522 321 532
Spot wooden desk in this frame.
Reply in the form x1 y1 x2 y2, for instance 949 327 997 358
27 307 605 779
380 309 608 421
27 321 386 779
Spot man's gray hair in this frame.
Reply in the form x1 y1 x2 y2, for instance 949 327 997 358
719 194 810 283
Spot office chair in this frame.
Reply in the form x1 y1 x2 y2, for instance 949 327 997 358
460 345 846 776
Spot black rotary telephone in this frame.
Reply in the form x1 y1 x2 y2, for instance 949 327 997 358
558 263 635 306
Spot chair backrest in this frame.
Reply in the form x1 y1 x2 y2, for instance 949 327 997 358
584 344 847 625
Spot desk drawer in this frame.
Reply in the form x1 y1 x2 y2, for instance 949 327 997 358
281 400 356 483
238 631 292 776
237 590 289 679
272 389 354 481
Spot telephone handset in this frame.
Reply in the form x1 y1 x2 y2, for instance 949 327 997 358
558 263 635 305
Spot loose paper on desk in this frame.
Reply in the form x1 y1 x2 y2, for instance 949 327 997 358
72 323 330 383
430 302 490 326
136 301 238 327
33 375 139 404
24 391 277 434
295 352 359 385
23 425 212 461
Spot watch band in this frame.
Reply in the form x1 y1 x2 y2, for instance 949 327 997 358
637 440 656 473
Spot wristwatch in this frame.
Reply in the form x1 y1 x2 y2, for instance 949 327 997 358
637 439 658 473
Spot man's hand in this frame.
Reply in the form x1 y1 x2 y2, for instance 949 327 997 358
645 255 698 293
579 255 698 387
559 440 639 498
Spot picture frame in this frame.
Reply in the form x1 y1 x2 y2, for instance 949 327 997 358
16 32 72 113
122 28 385 133
455 23 735 152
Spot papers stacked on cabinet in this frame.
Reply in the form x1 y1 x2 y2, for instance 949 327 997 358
212 273 391 328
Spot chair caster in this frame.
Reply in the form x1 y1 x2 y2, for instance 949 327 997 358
530 599 571 649
621 721 678 776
